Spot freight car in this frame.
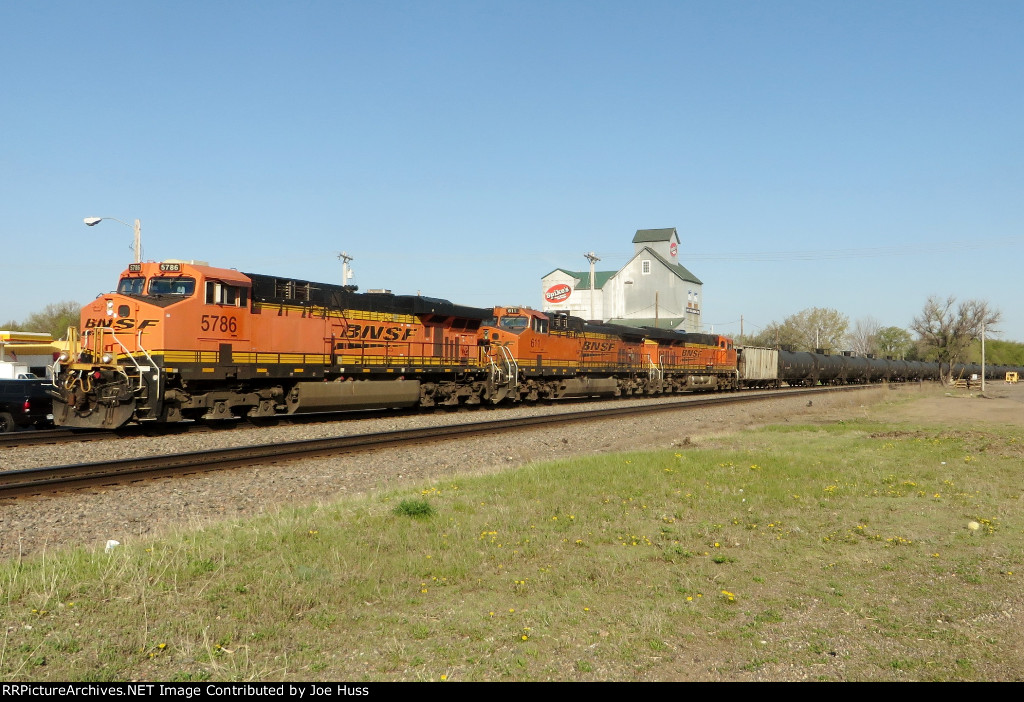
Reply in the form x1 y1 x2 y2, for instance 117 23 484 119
740 346 1017 387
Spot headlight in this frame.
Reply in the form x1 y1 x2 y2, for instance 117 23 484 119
101 353 113 364
58 352 69 363
106 300 114 316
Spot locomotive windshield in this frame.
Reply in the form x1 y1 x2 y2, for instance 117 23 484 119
498 316 529 333
117 277 145 295
148 277 196 296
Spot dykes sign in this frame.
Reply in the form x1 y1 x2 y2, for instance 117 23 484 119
544 284 572 304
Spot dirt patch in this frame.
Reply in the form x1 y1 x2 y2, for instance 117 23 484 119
881 381 1024 428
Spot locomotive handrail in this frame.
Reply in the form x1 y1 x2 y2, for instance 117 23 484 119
648 354 663 381
102 329 149 392
503 344 519 388
491 345 518 390
135 328 161 406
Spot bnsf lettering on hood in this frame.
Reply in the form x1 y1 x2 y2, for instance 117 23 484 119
84 318 160 331
339 324 415 341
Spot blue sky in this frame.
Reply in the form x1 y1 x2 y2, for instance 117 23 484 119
3 1 1022 341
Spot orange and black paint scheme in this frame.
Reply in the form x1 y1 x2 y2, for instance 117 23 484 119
53 261 737 429
53 261 491 428
479 306 737 402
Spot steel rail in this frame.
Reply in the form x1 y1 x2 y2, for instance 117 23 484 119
0 382 886 449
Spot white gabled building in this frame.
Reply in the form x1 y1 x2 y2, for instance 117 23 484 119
540 228 704 332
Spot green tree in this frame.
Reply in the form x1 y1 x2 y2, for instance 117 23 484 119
777 307 849 353
21 301 81 340
966 339 1024 366
875 326 913 359
745 308 849 352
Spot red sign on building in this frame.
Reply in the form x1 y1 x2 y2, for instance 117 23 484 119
545 284 572 303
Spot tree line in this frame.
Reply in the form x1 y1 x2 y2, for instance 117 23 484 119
2 297 1019 385
742 296 1013 380
2 301 81 341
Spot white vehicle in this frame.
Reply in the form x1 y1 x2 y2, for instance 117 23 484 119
0 360 33 379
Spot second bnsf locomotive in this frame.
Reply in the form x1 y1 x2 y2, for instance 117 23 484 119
53 260 739 429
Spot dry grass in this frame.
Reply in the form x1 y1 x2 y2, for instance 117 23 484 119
2 397 1023 681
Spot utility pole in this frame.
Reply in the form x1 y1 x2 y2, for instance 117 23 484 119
584 251 600 321
337 252 354 290
981 322 986 394
132 219 141 263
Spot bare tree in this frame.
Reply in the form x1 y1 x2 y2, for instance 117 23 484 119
846 316 881 356
911 296 1001 383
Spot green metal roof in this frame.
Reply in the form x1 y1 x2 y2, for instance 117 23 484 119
632 228 677 244
545 268 616 290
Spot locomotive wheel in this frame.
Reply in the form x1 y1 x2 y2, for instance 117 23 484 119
0 412 14 433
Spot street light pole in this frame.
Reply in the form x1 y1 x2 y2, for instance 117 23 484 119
337 252 354 290
584 251 600 321
84 216 142 263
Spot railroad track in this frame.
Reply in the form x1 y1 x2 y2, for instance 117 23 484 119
0 428 94 447
0 385 878 499
0 406 425 448
0 383 894 449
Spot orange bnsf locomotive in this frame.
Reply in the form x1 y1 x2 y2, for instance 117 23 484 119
479 306 736 403
53 260 492 429
52 260 738 429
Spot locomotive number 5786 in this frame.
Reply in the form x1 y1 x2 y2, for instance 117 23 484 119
200 315 238 333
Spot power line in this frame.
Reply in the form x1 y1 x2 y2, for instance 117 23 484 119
681 236 1023 262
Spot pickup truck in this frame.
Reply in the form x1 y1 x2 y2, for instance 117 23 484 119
0 379 53 431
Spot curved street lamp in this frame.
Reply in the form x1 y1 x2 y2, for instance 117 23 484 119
84 216 142 263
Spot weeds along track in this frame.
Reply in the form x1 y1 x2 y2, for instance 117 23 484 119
0 385 877 499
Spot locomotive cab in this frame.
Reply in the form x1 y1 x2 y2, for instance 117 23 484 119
481 307 548 339
53 260 255 428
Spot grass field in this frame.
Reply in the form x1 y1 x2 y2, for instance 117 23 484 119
2 392 1023 681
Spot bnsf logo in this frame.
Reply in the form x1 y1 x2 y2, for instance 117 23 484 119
582 340 616 352
84 318 159 331
339 324 416 341
545 284 571 303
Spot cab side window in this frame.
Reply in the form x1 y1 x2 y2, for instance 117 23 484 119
205 281 249 307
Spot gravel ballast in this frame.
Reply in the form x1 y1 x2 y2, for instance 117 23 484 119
0 386 896 561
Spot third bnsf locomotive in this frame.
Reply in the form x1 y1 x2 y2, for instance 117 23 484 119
49 260 1007 429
